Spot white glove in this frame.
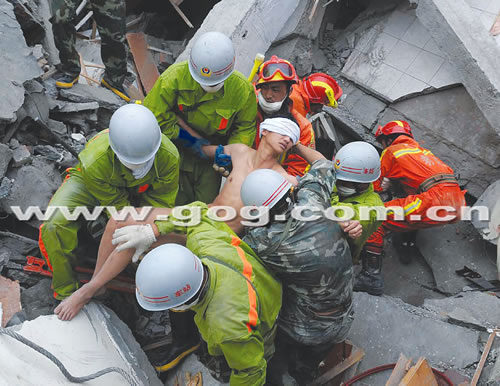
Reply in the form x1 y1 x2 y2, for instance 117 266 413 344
112 224 157 263
381 177 391 191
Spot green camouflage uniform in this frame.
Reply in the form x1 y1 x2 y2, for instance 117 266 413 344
243 159 354 381
51 0 127 87
243 159 354 346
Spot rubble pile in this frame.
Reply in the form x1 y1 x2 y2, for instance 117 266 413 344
0 0 499 384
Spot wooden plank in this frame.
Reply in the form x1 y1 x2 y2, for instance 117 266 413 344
400 357 438 386
471 329 497 386
79 53 92 86
126 32 160 94
313 345 365 385
309 0 320 22
169 0 194 28
386 353 412 386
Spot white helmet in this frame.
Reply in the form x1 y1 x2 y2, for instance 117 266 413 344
135 244 204 311
188 31 235 86
109 104 162 164
241 169 292 208
334 141 381 183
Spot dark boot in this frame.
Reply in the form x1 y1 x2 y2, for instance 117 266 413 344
151 310 200 373
354 251 384 295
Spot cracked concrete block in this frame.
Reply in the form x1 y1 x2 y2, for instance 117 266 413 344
0 0 43 124
348 292 480 381
267 37 313 77
274 0 327 42
424 292 500 330
47 118 67 136
59 83 125 111
1 157 62 227
0 143 13 178
471 180 500 245
378 87 500 198
176 0 302 76
11 145 32 167
416 222 497 295
417 0 500 134
8 0 46 46
0 302 162 385
20 279 57 321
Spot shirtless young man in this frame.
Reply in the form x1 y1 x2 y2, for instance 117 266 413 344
54 117 301 320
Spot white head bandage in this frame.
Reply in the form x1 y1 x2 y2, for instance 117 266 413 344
259 117 300 144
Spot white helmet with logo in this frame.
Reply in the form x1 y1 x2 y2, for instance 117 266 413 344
334 141 381 183
135 244 204 311
109 104 162 164
188 31 235 86
240 169 292 209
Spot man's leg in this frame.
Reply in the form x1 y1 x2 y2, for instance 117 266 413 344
90 0 129 100
39 174 99 299
50 0 81 87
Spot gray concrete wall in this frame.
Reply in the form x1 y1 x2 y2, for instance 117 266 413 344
176 0 302 76
417 0 500 134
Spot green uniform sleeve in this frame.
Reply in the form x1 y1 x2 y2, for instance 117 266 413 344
81 167 130 210
227 87 257 146
143 71 181 139
140 146 180 208
220 335 267 386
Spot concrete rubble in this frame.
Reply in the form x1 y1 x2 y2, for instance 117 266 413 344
0 0 500 384
0 302 162 385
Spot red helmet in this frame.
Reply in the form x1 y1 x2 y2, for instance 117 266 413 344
375 120 413 140
256 56 297 87
302 73 343 108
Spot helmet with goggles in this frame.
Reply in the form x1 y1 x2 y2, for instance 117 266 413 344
256 56 298 88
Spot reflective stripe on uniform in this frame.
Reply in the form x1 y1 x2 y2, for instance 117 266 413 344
231 236 258 332
403 198 422 215
393 148 422 158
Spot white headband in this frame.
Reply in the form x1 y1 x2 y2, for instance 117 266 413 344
259 117 300 144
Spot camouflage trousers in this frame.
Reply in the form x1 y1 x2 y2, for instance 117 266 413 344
51 0 127 87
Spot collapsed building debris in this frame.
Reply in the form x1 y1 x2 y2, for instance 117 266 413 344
0 0 499 384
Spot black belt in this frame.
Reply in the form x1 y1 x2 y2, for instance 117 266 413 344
419 173 458 193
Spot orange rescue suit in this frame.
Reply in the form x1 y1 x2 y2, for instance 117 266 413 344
366 135 466 254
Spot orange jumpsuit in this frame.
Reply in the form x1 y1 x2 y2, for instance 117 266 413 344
289 82 310 118
365 136 466 254
255 106 315 177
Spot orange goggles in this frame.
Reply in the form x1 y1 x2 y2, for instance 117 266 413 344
261 62 295 81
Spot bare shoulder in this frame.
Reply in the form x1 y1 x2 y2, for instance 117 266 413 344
225 143 252 155
271 164 298 186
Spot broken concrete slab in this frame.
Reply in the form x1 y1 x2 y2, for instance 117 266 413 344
51 101 100 113
274 0 327 42
11 145 32 167
424 292 500 330
267 36 313 77
333 79 388 130
165 353 227 386
0 177 13 199
348 293 480 379
377 87 500 198
46 118 67 136
0 302 162 385
471 180 500 245
417 0 500 134
1 157 62 227
176 0 302 76
20 278 58 321
0 143 13 178
59 83 125 111
0 0 43 124
37 0 59 66
416 222 497 295
8 0 46 46
0 276 21 327
488 350 500 385
342 6 460 102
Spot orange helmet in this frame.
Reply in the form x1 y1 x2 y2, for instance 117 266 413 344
375 120 413 140
256 56 297 87
302 73 343 108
